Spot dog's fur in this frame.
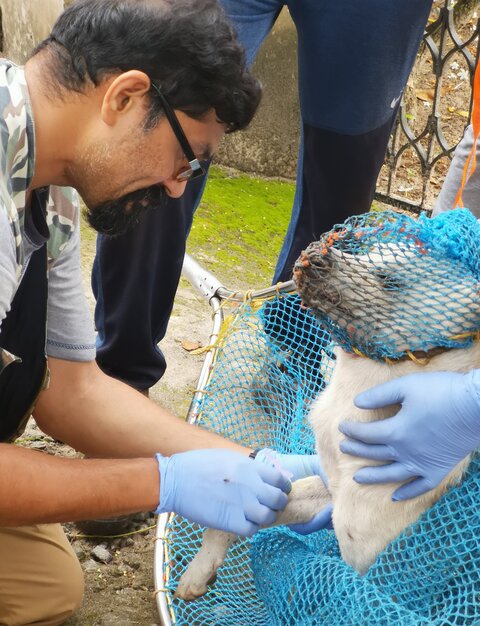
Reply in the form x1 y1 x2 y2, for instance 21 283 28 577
175 238 479 601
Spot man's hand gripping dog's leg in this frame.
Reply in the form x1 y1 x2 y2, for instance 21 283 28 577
175 475 331 601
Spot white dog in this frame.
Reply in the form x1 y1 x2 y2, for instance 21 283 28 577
175 227 480 601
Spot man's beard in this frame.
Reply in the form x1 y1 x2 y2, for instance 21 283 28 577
84 185 168 236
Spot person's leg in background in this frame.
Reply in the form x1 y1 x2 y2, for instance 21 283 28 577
0 524 84 626
92 176 207 392
220 0 283 67
432 124 480 218
92 0 283 393
273 0 434 282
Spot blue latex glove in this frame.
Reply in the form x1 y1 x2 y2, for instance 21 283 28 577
155 449 291 536
256 449 328 484
256 449 333 533
287 504 334 535
339 370 480 501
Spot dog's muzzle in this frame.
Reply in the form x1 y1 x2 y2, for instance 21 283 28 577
293 242 340 312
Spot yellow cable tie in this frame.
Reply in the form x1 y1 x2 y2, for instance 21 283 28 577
352 346 367 358
243 290 254 302
219 292 239 310
406 350 430 366
448 332 471 340
190 314 237 356
448 330 480 341
153 588 173 596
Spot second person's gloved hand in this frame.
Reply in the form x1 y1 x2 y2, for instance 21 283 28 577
255 448 333 534
339 370 480 501
155 448 291 536
255 449 328 484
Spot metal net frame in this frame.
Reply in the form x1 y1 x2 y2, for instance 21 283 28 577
154 256 336 625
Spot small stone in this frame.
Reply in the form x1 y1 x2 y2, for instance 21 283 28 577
91 545 113 564
116 588 136 596
29 440 47 450
83 558 100 572
121 564 135 573
73 545 86 561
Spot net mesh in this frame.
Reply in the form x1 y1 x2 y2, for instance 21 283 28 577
161 294 333 625
161 209 480 625
251 456 480 625
294 208 480 360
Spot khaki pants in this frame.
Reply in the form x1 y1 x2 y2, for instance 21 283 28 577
0 524 84 626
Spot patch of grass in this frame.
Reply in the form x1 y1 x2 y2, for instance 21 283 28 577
187 166 295 288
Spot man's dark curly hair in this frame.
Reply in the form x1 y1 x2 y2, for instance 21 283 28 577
32 0 261 132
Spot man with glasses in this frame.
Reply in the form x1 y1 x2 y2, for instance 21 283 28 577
151 83 207 182
92 0 434 398
0 1 328 623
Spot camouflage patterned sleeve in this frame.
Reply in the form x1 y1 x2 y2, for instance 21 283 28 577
46 186 80 262
0 204 19 332
46 187 96 362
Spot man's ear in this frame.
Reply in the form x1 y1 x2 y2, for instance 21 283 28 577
101 70 151 126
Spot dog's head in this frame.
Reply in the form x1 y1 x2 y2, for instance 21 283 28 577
294 210 480 359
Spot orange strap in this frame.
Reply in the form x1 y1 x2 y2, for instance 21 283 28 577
454 59 480 208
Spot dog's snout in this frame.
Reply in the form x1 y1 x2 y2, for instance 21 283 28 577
293 242 342 314
294 243 334 274
294 243 333 289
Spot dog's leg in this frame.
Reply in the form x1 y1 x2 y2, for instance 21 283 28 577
273 475 331 526
175 529 236 601
175 475 331 601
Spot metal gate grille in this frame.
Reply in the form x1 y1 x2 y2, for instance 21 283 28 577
374 0 480 214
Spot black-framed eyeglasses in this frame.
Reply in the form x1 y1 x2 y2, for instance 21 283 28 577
150 82 206 182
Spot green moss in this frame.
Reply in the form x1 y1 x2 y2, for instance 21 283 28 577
187 166 295 289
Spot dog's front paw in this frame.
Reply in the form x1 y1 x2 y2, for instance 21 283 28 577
174 529 236 601
174 555 220 601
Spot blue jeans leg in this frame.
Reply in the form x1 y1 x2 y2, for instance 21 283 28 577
274 0 433 282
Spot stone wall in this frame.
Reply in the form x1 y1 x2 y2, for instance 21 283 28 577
216 9 299 180
0 0 63 63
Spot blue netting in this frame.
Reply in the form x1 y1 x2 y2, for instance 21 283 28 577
294 209 480 360
251 456 480 625
161 209 480 625
162 294 333 625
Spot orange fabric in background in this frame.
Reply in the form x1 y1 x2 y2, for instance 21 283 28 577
454 59 480 208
